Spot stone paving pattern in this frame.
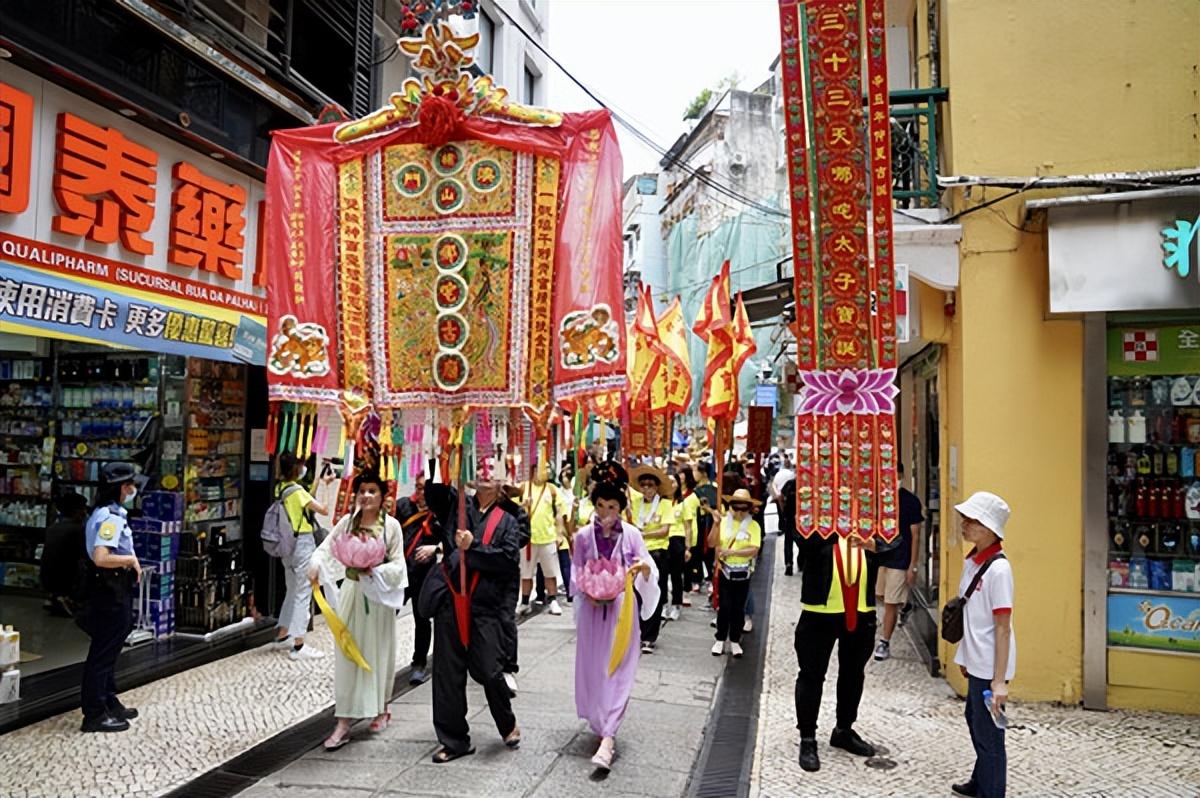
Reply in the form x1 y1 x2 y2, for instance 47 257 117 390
751 538 1200 797
0 615 413 798
238 597 727 798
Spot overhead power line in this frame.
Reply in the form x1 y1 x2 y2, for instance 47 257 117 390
490 4 789 219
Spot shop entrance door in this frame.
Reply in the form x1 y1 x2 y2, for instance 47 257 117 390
904 349 942 675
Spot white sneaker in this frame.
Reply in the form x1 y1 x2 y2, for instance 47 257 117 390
711 641 726 656
666 606 680 621
743 617 754 634
548 599 563 616
289 645 324 661
518 603 532 616
731 642 744 659
710 617 718 629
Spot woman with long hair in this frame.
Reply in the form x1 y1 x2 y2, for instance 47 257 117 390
307 471 407 750
571 463 658 771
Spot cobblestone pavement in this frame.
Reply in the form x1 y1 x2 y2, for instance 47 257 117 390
0 614 414 798
238 594 727 798
750 539 1200 797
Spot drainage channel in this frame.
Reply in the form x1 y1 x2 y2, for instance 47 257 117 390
167 608 547 798
688 535 776 798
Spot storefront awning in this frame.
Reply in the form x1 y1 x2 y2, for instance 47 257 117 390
1028 187 1200 314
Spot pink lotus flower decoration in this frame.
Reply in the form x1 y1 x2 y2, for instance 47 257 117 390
332 533 388 570
576 556 627 603
798 368 899 415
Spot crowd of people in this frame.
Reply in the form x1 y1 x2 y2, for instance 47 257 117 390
68 438 1015 795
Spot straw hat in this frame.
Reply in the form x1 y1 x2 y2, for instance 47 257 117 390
629 465 674 498
725 488 761 509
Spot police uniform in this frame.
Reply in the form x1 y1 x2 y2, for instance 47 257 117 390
80 463 147 733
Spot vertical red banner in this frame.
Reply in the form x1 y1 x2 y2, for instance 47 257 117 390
779 0 898 541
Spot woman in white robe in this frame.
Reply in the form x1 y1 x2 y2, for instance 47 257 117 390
307 471 407 749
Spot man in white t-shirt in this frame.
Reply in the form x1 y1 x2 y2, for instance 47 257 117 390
951 491 1015 798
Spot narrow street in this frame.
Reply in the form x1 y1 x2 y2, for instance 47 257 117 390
237 597 726 798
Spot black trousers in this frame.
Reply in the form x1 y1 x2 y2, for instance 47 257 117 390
410 573 433 668
667 537 687 606
782 526 800 569
501 576 519 674
432 608 517 753
793 610 876 738
715 573 751 643
80 585 132 720
639 548 669 644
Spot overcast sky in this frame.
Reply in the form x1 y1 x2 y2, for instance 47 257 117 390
544 0 783 178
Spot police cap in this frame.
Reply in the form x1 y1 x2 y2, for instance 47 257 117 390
101 462 150 490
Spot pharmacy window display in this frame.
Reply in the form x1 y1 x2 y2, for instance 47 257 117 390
1106 324 1200 655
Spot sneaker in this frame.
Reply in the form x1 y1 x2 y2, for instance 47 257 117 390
270 636 293 650
503 672 519 697
730 642 744 658
517 602 532 616
710 617 718 629
873 639 891 661
710 640 726 656
682 596 692 607
798 738 819 772
641 641 654 654
829 727 875 757
743 617 754 634
951 780 979 797
548 599 563 616
666 606 680 621
289 645 324 661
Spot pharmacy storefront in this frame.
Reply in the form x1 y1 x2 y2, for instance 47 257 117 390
0 64 272 724
1039 188 1200 713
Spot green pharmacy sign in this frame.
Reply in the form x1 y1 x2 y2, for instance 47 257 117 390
1162 215 1200 278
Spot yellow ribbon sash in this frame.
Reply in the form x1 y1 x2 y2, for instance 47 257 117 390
607 569 636 676
313 584 372 672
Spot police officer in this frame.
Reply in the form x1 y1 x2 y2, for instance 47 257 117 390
80 462 148 733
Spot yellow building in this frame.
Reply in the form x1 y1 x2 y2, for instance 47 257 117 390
892 0 1200 713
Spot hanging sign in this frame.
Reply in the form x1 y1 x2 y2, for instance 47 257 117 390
779 0 899 539
747 406 774 454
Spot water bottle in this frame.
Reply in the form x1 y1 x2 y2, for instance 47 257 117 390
982 689 1009 729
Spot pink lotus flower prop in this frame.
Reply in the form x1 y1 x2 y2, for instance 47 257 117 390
576 556 627 603
798 368 899 415
332 533 388 570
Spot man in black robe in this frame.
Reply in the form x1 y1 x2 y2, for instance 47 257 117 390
420 474 522 762
397 473 451 685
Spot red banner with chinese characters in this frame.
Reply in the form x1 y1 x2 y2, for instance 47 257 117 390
265 113 625 411
779 0 899 540
747 406 774 454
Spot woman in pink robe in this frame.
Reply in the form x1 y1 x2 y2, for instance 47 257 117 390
571 476 659 771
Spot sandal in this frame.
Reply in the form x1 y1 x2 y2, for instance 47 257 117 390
590 738 615 770
323 731 351 751
504 726 522 749
432 746 475 763
369 711 391 733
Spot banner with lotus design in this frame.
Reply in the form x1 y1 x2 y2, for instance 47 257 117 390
779 0 900 540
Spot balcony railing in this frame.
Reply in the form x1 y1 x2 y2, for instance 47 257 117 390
889 87 948 209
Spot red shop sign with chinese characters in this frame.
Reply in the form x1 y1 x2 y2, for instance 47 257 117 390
0 64 267 363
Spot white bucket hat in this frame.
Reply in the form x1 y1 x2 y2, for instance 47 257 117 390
954 491 1010 539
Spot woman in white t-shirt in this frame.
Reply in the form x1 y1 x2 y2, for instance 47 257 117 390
951 492 1015 798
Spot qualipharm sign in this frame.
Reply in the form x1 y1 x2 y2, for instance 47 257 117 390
0 65 267 363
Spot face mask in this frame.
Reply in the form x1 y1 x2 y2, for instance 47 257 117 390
298 466 308 481
122 488 137 508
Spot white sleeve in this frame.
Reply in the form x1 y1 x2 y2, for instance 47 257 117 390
986 561 1014 613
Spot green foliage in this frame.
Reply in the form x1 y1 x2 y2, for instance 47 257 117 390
683 88 713 121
